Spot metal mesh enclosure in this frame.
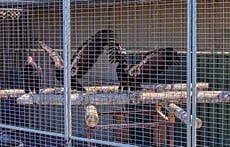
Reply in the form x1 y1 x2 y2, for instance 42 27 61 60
0 0 229 147
196 0 230 146
0 1 66 146
70 1 186 147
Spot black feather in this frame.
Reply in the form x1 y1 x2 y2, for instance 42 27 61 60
24 60 42 94
41 30 118 92
116 47 180 91
71 30 117 77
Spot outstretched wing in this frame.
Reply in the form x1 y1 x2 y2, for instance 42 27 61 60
71 30 118 78
132 47 180 82
115 47 180 91
128 48 180 76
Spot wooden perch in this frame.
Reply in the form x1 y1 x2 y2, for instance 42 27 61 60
142 83 209 92
85 86 119 94
85 105 99 128
140 91 230 104
0 83 209 99
39 88 64 94
163 103 202 129
85 82 209 93
0 88 64 98
0 89 24 98
16 91 230 105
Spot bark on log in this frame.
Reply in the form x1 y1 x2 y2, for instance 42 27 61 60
0 89 24 98
1 82 209 98
141 83 209 92
16 91 230 105
85 83 209 93
164 103 202 129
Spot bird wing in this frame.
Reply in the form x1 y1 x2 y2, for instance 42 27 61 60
71 30 118 78
129 48 180 78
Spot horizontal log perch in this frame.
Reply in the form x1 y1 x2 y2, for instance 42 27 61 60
16 91 230 105
0 88 64 98
141 83 209 92
163 103 202 129
0 89 24 98
85 83 209 93
1 82 209 98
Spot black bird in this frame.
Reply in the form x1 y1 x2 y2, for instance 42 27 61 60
111 47 180 91
39 30 119 92
107 44 130 91
24 56 42 94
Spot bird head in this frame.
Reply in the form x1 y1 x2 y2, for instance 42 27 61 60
117 44 127 55
27 56 33 64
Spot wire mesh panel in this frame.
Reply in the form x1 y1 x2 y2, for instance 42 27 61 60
4 0 230 146
196 0 230 146
70 0 187 146
0 1 66 146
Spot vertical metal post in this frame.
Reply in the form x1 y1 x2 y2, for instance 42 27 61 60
186 1 192 147
191 0 197 146
63 0 71 146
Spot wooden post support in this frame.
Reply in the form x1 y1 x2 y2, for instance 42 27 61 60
114 108 129 143
86 127 93 147
155 104 175 147
168 112 175 147
153 104 167 147
168 112 175 123
156 103 169 121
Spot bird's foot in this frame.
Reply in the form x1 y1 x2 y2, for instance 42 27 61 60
76 87 87 93
71 87 87 94
118 86 131 93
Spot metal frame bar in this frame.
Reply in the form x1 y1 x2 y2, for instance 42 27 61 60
70 136 138 147
191 0 197 146
187 1 197 146
0 124 64 138
0 124 137 147
63 0 72 146
186 0 192 147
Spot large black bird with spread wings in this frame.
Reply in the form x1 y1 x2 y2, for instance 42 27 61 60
110 47 181 91
39 30 119 92
40 29 180 92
